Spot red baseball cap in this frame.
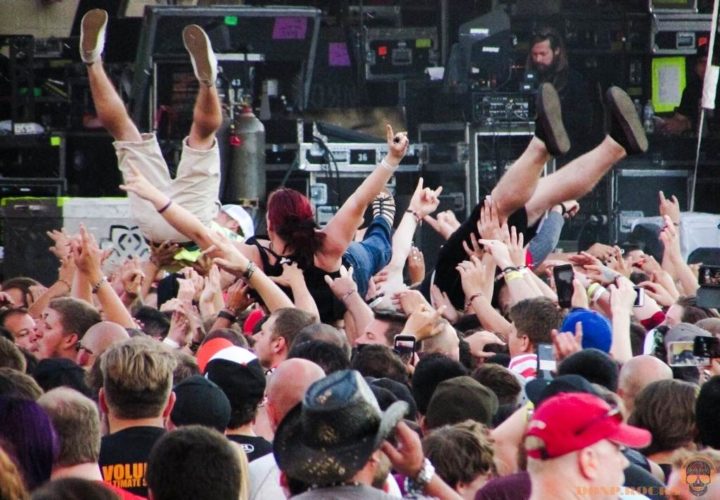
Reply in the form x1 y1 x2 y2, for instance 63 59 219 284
525 392 651 460
243 309 265 336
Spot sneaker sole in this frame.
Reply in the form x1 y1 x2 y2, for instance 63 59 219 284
607 86 648 154
80 9 108 63
183 25 214 84
537 83 570 156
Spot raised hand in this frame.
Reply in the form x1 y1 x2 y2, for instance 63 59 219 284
393 289 432 315
225 279 255 313
408 177 443 219
430 284 460 323
456 256 489 300
464 330 506 359
324 265 357 301
271 261 305 288
386 123 409 162
478 198 503 241
506 226 525 268
402 303 445 340
553 200 580 219
176 277 196 304
47 228 72 260
639 280 675 307
659 215 681 255
609 277 636 313
119 257 145 297
584 262 622 286
462 232 484 259
200 264 222 304
72 225 104 282
119 163 166 205
424 210 460 240
659 191 681 225
180 267 204 302
407 246 425 285
606 246 631 277
207 231 252 277
551 323 583 362
149 240 181 268
477 238 513 270
567 251 603 268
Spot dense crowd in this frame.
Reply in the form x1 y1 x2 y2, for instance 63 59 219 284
2 8 720 500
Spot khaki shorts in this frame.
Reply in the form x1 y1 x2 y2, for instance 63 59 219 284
114 133 220 242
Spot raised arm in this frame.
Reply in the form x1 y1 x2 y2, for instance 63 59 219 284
210 233 294 312
387 178 442 273
320 125 409 260
73 226 135 329
456 256 514 341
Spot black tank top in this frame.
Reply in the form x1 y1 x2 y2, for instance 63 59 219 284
246 236 346 323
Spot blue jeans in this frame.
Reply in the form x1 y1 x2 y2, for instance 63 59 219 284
342 217 393 300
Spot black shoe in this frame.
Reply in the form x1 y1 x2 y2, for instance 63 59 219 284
534 83 570 157
606 86 648 155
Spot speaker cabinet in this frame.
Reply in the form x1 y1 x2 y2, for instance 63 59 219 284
611 168 689 242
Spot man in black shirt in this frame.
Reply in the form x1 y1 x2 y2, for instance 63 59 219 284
98 337 177 497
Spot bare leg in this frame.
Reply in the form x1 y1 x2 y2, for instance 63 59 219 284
491 137 551 221
86 62 142 142
525 136 626 225
187 84 222 150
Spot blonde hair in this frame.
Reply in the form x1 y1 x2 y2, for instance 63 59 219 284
100 337 177 419
0 446 28 500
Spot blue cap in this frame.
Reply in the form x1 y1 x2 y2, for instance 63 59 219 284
561 308 612 353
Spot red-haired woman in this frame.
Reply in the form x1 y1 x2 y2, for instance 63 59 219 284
121 125 410 322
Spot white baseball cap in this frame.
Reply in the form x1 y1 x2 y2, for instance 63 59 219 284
221 205 255 238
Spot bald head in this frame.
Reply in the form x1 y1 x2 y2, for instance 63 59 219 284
266 358 325 429
76 321 130 369
618 355 673 414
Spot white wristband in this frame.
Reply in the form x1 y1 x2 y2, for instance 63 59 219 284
380 158 398 171
592 286 608 303
162 337 181 349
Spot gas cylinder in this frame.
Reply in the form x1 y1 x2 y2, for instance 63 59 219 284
227 104 266 205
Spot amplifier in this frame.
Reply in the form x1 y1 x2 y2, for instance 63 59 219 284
364 27 439 81
651 12 709 54
471 92 535 125
298 142 426 172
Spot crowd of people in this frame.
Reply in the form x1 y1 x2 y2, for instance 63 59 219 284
3 9 720 500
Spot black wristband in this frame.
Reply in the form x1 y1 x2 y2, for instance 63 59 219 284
218 310 237 323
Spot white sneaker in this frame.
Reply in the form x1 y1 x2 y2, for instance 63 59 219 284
80 9 108 64
182 25 218 86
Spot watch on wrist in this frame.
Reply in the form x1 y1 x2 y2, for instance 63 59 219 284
404 458 435 494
